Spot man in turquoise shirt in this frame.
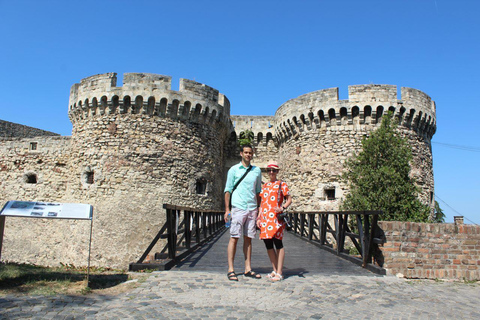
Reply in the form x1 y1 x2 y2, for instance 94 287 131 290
224 144 262 281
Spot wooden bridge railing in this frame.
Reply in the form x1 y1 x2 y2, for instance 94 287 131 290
129 204 224 270
286 210 384 270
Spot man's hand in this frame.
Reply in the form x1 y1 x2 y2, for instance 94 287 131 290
224 211 230 222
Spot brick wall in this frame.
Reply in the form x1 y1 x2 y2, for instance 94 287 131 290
377 220 480 281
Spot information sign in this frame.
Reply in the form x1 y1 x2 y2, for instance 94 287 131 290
0 200 94 285
1 201 92 220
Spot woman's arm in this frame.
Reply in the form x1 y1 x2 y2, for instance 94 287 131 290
282 195 292 210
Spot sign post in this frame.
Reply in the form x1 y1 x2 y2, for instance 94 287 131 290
0 200 94 285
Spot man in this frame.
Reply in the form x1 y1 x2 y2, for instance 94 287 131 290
224 144 262 281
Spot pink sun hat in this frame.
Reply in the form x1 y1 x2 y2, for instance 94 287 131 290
266 160 280 170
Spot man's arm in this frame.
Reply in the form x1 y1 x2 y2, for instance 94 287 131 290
255 167 263 208
224 167 235 222
225 192 231 212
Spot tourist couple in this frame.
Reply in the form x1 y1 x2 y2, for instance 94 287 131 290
224 144 292 282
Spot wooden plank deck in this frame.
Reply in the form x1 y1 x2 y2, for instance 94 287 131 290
172 228 379 277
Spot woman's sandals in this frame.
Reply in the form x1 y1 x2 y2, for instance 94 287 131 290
271 273 284 282
227 271 238 281
244 270 262 279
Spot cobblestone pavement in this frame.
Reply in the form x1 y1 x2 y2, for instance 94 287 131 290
1 270 479 319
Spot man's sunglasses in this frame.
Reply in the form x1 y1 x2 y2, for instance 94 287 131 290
266 169 278 173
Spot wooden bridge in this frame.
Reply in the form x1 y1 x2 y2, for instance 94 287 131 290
129 204 385 277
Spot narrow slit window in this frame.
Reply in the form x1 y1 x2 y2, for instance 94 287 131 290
86 172 94 184
196 178 207 195
30 142 37 151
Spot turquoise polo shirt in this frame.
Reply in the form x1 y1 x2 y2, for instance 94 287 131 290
224 162 262 211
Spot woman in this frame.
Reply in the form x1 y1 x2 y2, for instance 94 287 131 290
256 160 292 281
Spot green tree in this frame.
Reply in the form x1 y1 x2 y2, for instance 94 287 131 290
341 112 430 222
433 200 445 223
238 130 254 146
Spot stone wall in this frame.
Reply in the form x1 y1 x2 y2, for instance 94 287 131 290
0 136 80 267
377 220 480 280
0 120 59 138
1 73 231 269
0 136 71 200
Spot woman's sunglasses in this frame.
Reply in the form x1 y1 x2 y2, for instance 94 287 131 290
266 169 278 173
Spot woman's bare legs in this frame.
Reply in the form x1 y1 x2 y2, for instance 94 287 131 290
266 248 278 274
276 247 285 276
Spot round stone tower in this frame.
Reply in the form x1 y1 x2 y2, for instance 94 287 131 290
272 84 436 212
67 73 232 267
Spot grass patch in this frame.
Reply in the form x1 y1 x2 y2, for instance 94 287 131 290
0 262 142 296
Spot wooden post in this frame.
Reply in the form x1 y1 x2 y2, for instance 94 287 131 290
300 213 305 238
319 213 326 245
195 212 200 244
166 208 177 259
366 214 378 266
185 210 191 249
202 213 207 239
356 214 365 260
308 213 314 241
338 214 348 254
0 216 5 261
334 214 341 254
362 212 371 267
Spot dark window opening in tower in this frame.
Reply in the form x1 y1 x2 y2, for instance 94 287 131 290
376 106 384 122
86 172 94 184
352 106 359 118
30 142 37 151
257 132 263 144
196 178 207 195
325 188 335 200
26 173 37 184
328 109 336 120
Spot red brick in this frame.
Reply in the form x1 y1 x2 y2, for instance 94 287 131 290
381 247 398 252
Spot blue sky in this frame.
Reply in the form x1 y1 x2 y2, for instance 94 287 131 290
1 0 479 224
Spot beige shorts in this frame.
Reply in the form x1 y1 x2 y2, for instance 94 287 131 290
229 207 258 239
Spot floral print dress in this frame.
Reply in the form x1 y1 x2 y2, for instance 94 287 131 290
259 180 290 240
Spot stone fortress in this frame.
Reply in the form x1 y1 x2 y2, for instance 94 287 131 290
0 73 436 269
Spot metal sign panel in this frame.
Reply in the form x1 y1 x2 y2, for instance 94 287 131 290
1 201 93 220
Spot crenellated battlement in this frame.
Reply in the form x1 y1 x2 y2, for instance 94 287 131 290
231 115 275 134
68 73 231 128
274 84 436 142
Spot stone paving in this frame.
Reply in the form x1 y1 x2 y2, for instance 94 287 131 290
1 231 479 319
1 271 479 319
